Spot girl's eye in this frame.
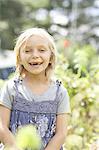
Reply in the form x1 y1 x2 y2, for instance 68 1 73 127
39 49 45 52
25 50 31 53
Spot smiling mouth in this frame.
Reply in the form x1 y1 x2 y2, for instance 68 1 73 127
29 62 43 66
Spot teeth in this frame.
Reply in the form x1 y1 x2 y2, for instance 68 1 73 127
29 62 42 65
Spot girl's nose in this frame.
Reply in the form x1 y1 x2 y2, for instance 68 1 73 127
32 49 39 58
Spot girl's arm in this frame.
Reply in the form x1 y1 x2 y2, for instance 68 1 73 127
0 105 19 150
45 113 69 150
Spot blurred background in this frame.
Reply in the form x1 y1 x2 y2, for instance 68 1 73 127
0 0 99 149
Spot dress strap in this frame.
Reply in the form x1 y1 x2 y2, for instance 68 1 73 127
54 80 61 101
14 77 22 98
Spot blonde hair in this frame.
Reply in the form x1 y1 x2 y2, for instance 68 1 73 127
14 28 57 80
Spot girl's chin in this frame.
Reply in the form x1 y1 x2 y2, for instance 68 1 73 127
24 65 47 75
26 69 45 75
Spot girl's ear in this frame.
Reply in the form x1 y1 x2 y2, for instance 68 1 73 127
50 52 54 64
49 58 51 63
48 57 52 67
49 52 53 62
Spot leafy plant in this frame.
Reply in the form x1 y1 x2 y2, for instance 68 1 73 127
55 44 99 149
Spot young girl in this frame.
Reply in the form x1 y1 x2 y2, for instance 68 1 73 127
0 28 71 150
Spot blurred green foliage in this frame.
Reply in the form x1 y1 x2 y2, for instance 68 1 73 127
55 43 99 149
0 0 99 50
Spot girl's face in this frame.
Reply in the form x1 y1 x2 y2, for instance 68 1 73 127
19 35 51 76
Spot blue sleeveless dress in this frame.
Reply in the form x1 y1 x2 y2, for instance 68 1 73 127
9 79 63 150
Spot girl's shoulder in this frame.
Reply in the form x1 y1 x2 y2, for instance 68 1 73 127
53 79 67 90
3 76 18 91
52 79 68 96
